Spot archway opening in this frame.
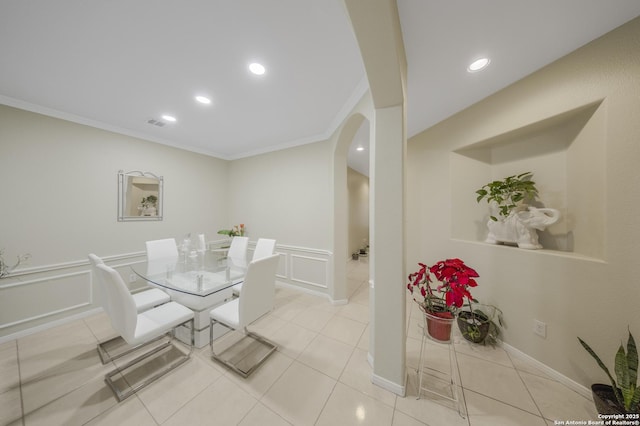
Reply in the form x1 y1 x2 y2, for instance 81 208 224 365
332 112 370 303
346 121 370 297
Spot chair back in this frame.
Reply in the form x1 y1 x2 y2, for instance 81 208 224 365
252 238 276 261
95 264 138 342
227 236 249 269
88 253 108 310
146 238 179 276
238 254 279 328
145 238 179 260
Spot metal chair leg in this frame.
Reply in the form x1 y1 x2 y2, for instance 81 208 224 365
97 334 166 364
104 318 194 402
209 318 277 378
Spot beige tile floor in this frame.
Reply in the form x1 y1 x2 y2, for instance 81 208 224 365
0 258 598 425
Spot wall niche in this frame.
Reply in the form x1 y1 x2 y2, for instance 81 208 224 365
451 101 605 260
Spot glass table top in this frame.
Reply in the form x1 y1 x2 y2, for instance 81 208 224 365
131 250 245 297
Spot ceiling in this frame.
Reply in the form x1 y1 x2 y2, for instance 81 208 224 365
2 1 640 177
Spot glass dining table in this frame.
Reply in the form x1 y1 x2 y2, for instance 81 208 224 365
131 249 245 347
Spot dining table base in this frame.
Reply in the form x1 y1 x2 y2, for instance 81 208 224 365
169 288 234 348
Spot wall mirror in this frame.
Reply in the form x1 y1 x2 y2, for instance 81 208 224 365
118 170 163 221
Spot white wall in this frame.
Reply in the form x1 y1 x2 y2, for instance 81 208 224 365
347 167 369 255
227 140 336 297
406 17 640 390
0 105 229 337
227 140 333 249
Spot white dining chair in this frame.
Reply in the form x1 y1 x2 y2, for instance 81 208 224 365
209 254 279 377
89 254 170 364
95 263 194 402
144 237 181 278
145 238 179 259
227 236 248 267
232 238 276 296
226 236 249 281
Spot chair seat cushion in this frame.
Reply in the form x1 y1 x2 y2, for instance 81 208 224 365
210 298 240 329
132 288 170 312
131 302 194 345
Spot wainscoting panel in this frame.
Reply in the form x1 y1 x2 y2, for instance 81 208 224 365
270 244 333 296
0 251 147 341
290 254 329 289
0 270 91 330
0 245 334 342
275 252 288 280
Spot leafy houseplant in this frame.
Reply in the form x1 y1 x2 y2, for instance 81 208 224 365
141 195 157 208
476 172 538 221
457 302 503 346
217 224 245 238
578 330 639 414
407 258 479 341
139 195 158 216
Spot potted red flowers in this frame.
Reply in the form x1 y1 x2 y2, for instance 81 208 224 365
407 258 479 342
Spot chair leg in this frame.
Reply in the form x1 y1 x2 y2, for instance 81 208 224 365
96 334 166 364
104 318 194 402
209 318 277 378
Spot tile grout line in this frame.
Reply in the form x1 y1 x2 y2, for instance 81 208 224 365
451 342 471 425
507 350 551 422
15 339 25 426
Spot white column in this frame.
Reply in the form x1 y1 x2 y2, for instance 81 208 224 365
343 0 407 395
369 104 406 395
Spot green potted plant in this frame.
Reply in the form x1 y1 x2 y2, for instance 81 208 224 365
407 258 479 342
475 172 538 221
457 301 503 346
217 224 245 238
141 194 157 207
578 330 639 414
139 195 158 216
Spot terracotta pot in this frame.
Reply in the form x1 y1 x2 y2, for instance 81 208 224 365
591 384 628 415
423 310 454 342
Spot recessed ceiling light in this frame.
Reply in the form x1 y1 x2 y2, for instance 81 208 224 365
356 146 364 151
161 114 177 122
468 57 490 72
249 62 266 75
195 95 211 104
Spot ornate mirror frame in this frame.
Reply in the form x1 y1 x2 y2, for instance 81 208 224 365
118 170 163 222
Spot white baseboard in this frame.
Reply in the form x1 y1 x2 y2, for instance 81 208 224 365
502 343 592 400
367 350 406 397
276 280 346 304
371 371 406 397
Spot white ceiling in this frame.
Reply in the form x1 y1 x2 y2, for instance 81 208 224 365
2 1 640 177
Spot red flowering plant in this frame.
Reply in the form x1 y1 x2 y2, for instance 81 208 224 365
407 258 479 318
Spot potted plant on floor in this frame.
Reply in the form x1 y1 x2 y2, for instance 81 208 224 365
475 172 560 249
457 301 503 346
407 258 479 342
578 330 639 415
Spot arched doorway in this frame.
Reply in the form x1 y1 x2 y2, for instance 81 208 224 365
331 111 371 303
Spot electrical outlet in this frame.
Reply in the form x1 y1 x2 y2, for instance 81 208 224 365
129 274 137 283
533 319 547 338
